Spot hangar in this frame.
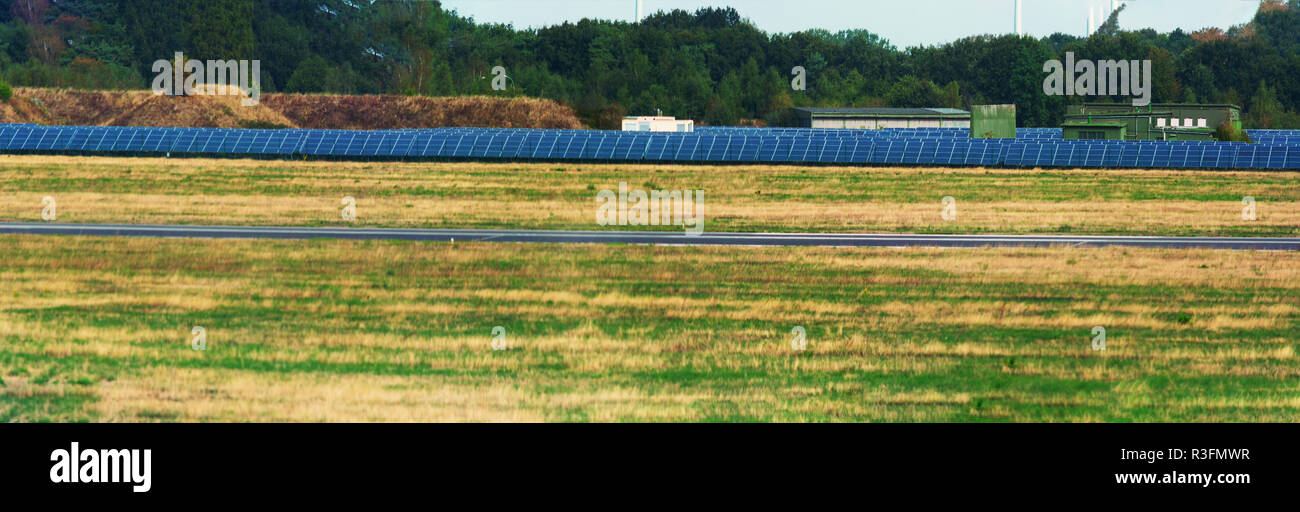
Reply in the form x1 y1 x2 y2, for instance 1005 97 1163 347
790 107 971 129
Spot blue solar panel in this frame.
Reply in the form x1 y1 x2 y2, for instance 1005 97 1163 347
1117 145 1138 168
3 124 1298 170
873 140 897 164
736 136 761 161
771 137 793 162
1232 145 1256 169
1287 147 1300 169
672 136 697 160
1203 146 1228 169
659 136 684 160
534 134 559 159
1003 143 1027 166
1100 145 1121 167
787 138 809 162
1264 146 1288 169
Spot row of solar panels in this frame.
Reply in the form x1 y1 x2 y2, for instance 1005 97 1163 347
7 122 1300 142
695 127 1064 138
1 124 1297 168
1003 142 1296 169
1248 136 1300 145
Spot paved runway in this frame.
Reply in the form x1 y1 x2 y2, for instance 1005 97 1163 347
3 222 1297 250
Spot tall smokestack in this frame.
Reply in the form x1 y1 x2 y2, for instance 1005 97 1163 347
1087 7 1095 35
636 0 643 22
1015 0 1023 36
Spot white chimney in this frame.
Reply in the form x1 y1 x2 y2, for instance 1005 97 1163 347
1087 8 1094 35
635 0 643 22
1014 0 1023 36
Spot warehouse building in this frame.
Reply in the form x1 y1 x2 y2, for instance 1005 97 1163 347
1062 104 1241 141
790 107 971 129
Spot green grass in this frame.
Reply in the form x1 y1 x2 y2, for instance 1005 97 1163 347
1 234 1297 422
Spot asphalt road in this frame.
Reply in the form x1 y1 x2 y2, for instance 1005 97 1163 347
2 222 1297 250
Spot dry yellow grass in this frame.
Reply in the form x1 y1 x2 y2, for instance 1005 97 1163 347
1 155 1297 236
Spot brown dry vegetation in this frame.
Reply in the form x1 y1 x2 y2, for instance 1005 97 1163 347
0 87 582 129
0 155 1296 237
260 93 583 129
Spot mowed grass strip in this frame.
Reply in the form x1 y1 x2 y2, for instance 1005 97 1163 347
1 155 1297 236
1 234 1297 422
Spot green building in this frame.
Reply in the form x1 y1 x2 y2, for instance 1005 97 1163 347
1062 103 1241 141
970 104 1016 139
789 107 970 129
1062 121 1126 140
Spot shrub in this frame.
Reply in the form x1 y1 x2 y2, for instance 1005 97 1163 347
0 80 11 102
238 120 289 129
1214 121 1253 143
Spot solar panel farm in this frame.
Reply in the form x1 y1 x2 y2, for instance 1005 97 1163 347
5 124 1300 168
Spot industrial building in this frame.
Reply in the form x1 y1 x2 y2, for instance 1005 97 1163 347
621 116 694 133
789 107 971 129
970 104 1017 138
1062 104 1242 141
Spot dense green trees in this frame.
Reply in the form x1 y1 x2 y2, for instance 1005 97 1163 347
3 0 1300 128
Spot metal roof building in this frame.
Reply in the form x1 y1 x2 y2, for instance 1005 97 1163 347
791 107 971 129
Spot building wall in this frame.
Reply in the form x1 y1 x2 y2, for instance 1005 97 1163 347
970 104 1016 138
622 118 694 132
1063 125 1125 140
808 117 969 129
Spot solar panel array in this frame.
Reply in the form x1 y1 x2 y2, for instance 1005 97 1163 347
2 124 1299 169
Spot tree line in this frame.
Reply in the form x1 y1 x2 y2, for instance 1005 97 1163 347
2 0 1300 129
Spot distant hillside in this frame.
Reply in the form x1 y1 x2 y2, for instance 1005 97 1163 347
0 88 584 130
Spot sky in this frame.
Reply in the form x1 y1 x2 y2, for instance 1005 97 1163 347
438 0 1263 48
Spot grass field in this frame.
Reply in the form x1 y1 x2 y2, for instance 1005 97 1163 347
1 155 1297 237
2 234 1297 422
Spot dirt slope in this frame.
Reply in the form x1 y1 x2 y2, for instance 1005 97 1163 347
0 87 583 129
260 94 583 129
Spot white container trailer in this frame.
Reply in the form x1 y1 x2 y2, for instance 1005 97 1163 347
622 116 694 133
